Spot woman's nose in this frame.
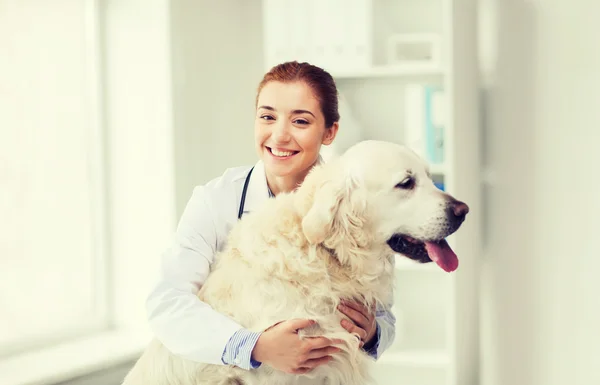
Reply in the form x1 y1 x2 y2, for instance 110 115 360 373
272 121 291 142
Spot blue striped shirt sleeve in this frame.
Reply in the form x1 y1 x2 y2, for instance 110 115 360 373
363 321 381 357
364 305 396 359
221 329 263 370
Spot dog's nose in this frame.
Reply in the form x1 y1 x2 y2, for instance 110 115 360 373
451 200 469 218
446 199 469 227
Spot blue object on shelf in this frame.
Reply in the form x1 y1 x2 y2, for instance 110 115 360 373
424 86 445 165
434 181 445 191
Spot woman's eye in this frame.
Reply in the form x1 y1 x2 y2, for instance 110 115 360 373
260 115 275 121
395 177 415 190
293 119 309 125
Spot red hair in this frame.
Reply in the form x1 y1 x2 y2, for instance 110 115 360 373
256 61 340 128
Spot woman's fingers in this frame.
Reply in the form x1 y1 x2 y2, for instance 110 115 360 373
338 303 370 329
304 336 342 350
340 318 368 340
305 345 341 360
298 355 334 370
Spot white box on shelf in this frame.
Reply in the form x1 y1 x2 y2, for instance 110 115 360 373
386 33 442 67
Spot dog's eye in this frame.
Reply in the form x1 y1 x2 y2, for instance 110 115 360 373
395 177 415 190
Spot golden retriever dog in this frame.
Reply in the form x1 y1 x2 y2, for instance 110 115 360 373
122 140 469 385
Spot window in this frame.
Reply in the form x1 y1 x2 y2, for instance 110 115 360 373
0 0 109 357
0 1 177 383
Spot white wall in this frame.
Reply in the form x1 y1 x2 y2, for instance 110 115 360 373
169 0 265 216
479 1 600 385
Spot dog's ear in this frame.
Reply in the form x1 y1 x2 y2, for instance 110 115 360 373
301 164 368 249
301 178 345 245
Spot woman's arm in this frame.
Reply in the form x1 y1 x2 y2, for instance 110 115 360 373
146 185 248 366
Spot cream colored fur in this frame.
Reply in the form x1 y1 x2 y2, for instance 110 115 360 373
122 140 462 385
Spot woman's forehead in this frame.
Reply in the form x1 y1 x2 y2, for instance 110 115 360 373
257 81 320 111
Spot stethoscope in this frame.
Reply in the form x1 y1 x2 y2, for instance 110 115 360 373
237 166 254 220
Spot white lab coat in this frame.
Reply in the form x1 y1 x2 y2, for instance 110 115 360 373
145 159 396 366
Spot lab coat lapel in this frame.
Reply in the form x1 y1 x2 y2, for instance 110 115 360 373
241 160 271 215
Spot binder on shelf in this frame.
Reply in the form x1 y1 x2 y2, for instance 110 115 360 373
262 0 293 68
262 0 373 74
404 84 446 166
385 33 442 67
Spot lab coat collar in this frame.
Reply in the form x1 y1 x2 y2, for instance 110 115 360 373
242 155 324 214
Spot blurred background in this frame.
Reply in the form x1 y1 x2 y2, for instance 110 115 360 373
0 1 598 385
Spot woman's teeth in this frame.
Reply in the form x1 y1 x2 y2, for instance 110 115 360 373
270 148 295 157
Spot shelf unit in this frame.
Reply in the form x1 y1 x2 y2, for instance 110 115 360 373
261 1 481 385
331 64 444 79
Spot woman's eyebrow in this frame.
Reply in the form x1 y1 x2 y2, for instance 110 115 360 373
258 106 316 118
292 109 315 118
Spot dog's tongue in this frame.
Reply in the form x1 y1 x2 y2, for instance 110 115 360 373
424 240 458 272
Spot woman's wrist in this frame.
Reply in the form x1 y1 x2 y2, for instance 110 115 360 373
250 331 270 364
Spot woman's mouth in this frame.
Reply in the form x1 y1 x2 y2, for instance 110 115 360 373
267 147 299 158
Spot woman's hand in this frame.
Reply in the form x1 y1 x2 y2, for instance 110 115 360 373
337 300 377 348
251 319 342 374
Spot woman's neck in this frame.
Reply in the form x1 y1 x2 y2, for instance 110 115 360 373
266 174 304 196
266 166 314 196
266 159 320 196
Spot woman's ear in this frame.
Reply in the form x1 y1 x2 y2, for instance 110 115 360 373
322 122 339 145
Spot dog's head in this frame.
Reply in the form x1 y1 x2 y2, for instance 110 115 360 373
298 140 469 272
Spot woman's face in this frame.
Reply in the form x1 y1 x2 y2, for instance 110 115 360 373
254 81 338 181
